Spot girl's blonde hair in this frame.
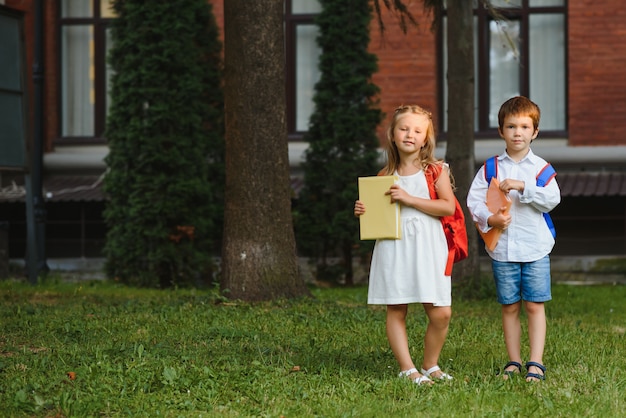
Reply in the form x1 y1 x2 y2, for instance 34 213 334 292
380 104 440 175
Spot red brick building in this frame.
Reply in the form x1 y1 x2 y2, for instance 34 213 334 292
1 0 625 261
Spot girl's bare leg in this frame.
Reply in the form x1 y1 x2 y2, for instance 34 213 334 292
386 304 424 380
421 304 452 377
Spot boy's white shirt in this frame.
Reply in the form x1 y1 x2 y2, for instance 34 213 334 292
466 149 562 262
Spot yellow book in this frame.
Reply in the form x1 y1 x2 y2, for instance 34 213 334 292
358 176 401 240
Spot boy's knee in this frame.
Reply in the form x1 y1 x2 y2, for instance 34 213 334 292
524 301 545 315
502 301 521 315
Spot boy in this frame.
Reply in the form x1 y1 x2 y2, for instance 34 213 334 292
467 96 561 382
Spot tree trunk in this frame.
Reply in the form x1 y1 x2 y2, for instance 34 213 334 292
221 0 310 301
445 0 481 281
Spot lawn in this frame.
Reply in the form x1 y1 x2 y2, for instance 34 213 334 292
0 278 624 417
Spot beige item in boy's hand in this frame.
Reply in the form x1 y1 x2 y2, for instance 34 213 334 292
477 177 512 251
358 176 401 240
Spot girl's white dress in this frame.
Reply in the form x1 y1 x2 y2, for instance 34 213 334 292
367 170 451 306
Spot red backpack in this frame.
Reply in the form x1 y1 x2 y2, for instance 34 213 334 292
424 163 469 275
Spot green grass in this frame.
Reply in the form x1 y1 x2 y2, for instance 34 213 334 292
0 279 624 417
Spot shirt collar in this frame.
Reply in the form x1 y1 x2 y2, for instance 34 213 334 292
499 148 535 164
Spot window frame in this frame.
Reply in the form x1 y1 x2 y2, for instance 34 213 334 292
56 0 114 145
438 1 568 139
285 0 320 141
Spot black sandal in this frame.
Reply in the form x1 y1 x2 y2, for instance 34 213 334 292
525 361 546 381
501 361 522 377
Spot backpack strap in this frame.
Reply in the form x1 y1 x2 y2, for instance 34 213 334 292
483 156 498 185
536 163 556 187
424 162 441 201
537 163 557 238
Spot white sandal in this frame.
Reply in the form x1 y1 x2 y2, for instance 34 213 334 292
421 365 453 380
398 367 434 385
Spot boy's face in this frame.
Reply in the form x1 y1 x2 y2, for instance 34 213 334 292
498 114 539 156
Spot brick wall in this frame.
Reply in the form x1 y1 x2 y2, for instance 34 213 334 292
368 5 437 143
9 0 626 149
209 0 223 40
209 1 437 146
118 0 626 148
568 0 626 146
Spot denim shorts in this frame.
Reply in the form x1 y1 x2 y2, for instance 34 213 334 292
491 255 552 305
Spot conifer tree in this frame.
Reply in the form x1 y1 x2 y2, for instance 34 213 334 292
104 0 224 287
296 0 383 285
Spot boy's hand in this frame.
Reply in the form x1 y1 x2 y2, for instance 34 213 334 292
354 200 365 217
499 178 525 193
488 207 512 230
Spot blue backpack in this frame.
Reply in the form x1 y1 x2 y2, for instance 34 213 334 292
484 156 556 238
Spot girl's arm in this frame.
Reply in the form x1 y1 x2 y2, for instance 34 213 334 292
386 170 456 217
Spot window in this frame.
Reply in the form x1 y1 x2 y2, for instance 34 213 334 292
59 0 116 142
440 0 566 136
285 0 322 140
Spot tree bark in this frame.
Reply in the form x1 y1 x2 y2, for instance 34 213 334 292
222 0 310 301
445 0 481 281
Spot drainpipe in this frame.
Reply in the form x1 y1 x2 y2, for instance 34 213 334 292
27 0 47 283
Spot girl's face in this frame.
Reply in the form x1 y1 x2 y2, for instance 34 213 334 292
392 113 430 154
499 114 539 157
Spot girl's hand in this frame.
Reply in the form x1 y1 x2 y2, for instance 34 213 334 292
354 200 366 217
385 184 410 205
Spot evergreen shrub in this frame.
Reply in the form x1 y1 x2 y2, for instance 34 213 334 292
104 0 224 287
296 0 383 284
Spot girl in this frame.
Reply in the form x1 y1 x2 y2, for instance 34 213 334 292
354 105 456 385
